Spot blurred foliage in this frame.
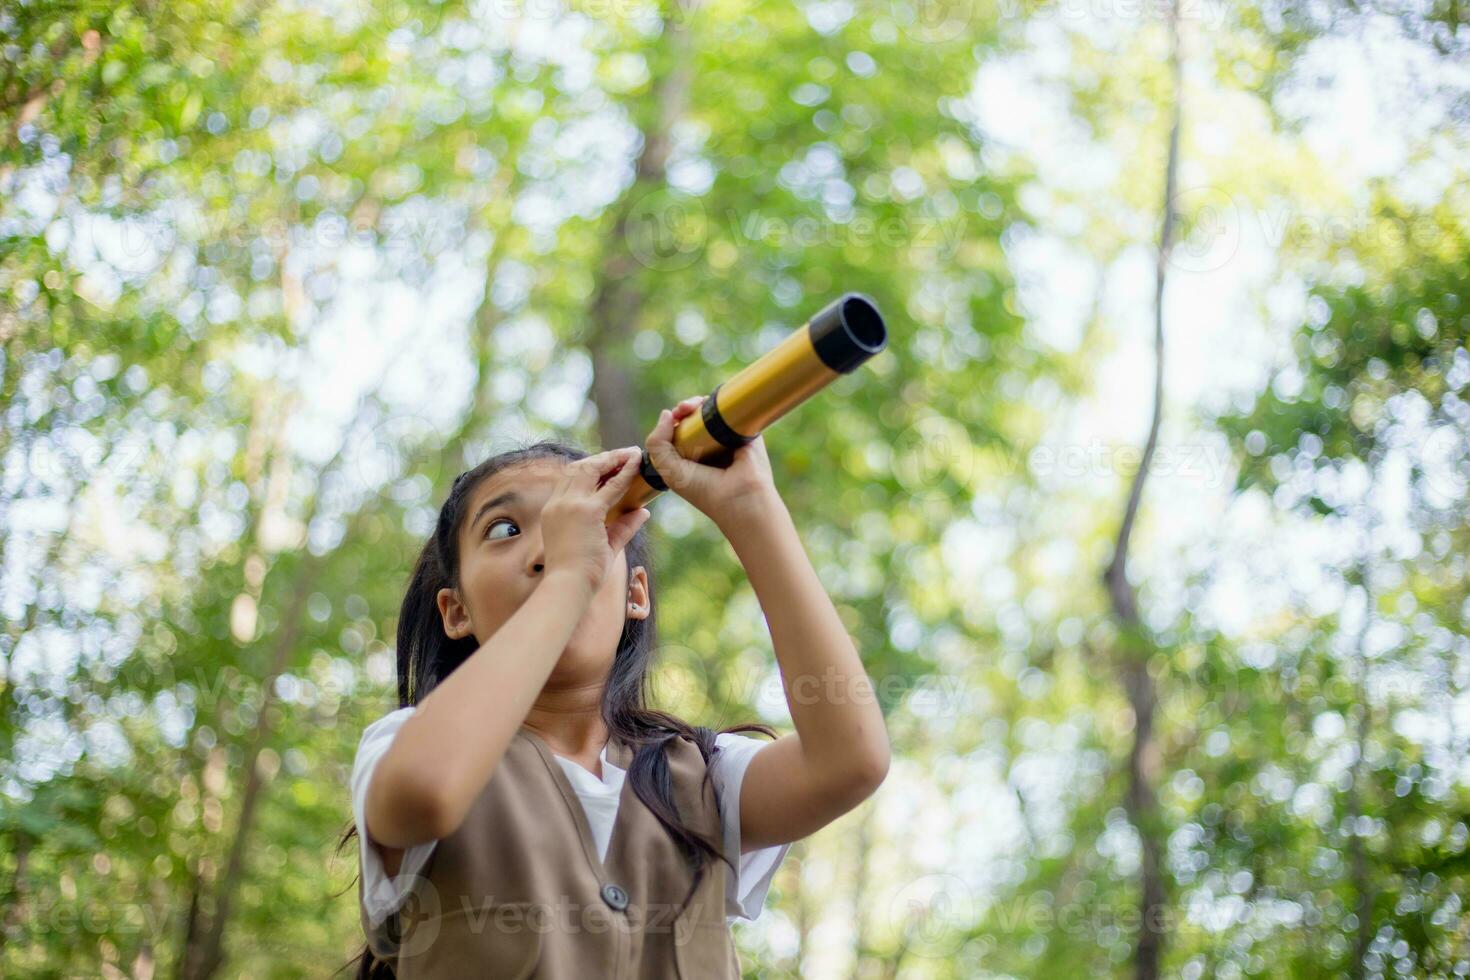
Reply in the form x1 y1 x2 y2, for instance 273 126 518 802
2 0 1468 977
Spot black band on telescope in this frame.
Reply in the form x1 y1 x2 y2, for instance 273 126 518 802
639 448 668 492
807 293 888 374
701 384 754 450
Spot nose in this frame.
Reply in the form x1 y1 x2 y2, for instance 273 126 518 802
525 527 545 577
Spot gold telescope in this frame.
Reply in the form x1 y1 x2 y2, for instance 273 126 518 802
605 292 888 523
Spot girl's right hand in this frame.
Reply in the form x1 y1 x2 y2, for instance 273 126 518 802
540 447 650 595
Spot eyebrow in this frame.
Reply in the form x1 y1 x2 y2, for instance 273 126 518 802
469 491 521 537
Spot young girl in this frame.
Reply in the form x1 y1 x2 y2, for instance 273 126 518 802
343 396 891 977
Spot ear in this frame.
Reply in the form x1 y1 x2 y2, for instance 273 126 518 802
436 586 474 640
625 565 650 620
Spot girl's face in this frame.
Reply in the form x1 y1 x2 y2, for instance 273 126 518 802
435 459 650 688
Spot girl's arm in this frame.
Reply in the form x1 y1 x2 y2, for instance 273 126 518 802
722 489 892 851
365 569 595 850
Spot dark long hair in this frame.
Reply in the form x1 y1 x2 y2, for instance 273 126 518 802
336 439 776 979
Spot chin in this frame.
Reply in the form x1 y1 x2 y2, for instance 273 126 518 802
545 644 616 689
557 620 620 670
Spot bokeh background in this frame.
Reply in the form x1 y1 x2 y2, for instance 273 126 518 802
3 0 1469 976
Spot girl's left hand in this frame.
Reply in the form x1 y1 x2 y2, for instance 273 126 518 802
645 395 780 528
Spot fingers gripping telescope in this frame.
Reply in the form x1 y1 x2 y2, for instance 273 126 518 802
605 293 888 524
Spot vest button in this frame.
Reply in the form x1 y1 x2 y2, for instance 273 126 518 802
600 882 629 911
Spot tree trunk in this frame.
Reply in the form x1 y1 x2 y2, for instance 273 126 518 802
177 562 320 980
1101 4 1181 979
850 801 876 977
0 840 29 950
177 378 402 979
585 1 701 451
429 165 523 499
1345 566 1375 979
789 839 811 976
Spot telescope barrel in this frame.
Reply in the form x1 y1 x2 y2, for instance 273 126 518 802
606 292 887 523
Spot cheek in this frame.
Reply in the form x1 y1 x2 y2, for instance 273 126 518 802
590 572 629 621
577 568 630 635
463 555 523 620
592 556 629 609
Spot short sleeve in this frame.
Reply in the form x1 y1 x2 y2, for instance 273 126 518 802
709 731 796 923
351 706 439 932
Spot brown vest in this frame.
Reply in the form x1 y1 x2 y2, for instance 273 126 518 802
359 726 741 978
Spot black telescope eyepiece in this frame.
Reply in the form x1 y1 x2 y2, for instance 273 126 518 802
808 292 887 374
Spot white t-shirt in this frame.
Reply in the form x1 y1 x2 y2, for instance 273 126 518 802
352 707 793 929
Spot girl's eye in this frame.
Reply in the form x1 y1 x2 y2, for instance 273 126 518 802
485 518 519 541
